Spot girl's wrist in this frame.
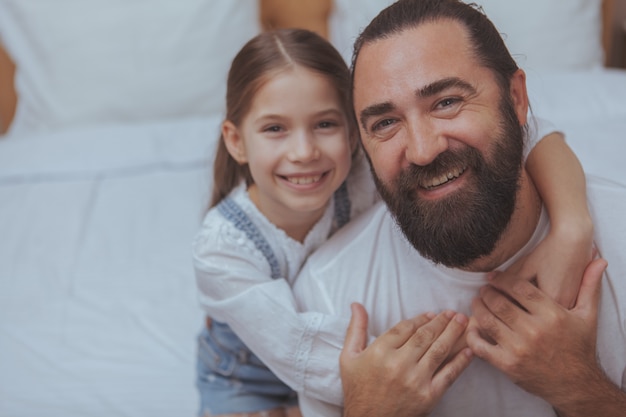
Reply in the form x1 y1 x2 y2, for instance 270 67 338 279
549 212 593 242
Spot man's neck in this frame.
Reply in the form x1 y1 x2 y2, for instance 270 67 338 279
464 169 542 272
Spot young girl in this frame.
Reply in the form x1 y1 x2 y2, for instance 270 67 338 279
193 28 592 417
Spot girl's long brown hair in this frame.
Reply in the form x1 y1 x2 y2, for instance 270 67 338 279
210 28 357 208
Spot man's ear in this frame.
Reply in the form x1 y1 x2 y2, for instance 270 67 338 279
222 120 247 164
509 69 529 126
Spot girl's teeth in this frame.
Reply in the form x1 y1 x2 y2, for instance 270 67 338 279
287 175 322 185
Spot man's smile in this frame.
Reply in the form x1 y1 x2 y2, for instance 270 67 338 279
419 165 467 190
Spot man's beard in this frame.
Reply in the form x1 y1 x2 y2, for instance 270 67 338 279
372 96 525 268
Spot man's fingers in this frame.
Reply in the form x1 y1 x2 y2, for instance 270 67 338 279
342 303 370 356
466 325 500 363
415 313 472 400
418 313 469 368
431 346 473 395
373 311 435 350
574 258 607 317
398 311 451 356
488 271 548 315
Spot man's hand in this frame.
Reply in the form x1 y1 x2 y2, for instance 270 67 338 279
340 303 473 417
504 229 594 309
467 258 622 415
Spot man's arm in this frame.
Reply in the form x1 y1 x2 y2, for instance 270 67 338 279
340 303 473 417
554 367 626 417
468 258 626 416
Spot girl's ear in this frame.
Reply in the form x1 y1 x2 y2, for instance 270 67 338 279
222 120 247 164
509 69 529 126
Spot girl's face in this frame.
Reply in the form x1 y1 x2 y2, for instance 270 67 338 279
223 66 352 236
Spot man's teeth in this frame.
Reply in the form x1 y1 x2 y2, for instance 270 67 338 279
422 167 465 189
286 175 322 185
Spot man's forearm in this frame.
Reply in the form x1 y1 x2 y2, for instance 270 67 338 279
554 369 626 417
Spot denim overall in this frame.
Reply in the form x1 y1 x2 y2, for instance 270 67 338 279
196 183 350 415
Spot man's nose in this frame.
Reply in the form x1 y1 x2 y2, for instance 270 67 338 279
287 130 320 162
404 121 448 166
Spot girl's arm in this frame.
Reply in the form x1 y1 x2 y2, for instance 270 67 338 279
193 220 349 406
514 131 594 308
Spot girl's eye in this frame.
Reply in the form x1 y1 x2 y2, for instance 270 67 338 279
318 120 337 129
264 125 283 133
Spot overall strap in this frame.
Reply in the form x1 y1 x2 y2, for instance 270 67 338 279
333 181 351 229
217 197 282 279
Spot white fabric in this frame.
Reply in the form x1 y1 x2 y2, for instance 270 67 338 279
294 179 626 417
193 153 377 403
525 69 626 182
0 0 260 137
329 0 603 70
0 117 220 417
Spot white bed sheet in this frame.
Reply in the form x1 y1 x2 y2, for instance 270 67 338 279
0 117 221 416
0 70 625 417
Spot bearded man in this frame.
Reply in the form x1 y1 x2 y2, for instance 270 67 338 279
292 0 626 416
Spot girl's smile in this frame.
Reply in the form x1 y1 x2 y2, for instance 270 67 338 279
224 65 352 238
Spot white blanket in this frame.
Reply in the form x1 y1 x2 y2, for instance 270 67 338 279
0 116 221 416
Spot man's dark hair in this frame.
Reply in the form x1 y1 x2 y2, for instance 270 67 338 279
351 0 519 94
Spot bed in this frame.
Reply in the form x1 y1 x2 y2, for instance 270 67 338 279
0 1 624 416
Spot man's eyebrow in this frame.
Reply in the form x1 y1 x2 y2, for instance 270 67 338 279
359 102 395 132
417 77 476 98
358 78 476 132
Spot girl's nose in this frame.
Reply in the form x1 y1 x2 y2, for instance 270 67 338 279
287 130 320 162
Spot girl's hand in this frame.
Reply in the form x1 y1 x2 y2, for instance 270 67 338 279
504 219 594 308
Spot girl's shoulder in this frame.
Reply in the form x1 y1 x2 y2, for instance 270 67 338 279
193 185 268 264
192 209 276 278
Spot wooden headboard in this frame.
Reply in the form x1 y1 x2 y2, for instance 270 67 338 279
0 43 16 134
0 0 616 135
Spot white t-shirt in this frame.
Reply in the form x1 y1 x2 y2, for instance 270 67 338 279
293 173 626 412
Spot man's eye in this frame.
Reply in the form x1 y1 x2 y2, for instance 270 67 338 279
437 97 460 108
372 118 395 131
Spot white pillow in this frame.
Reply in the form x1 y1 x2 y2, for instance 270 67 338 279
476 0 603 71
0 0 260 137
329 0 395 64
329 0 603 71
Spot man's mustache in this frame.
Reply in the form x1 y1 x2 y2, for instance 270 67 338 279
396 147 482 192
